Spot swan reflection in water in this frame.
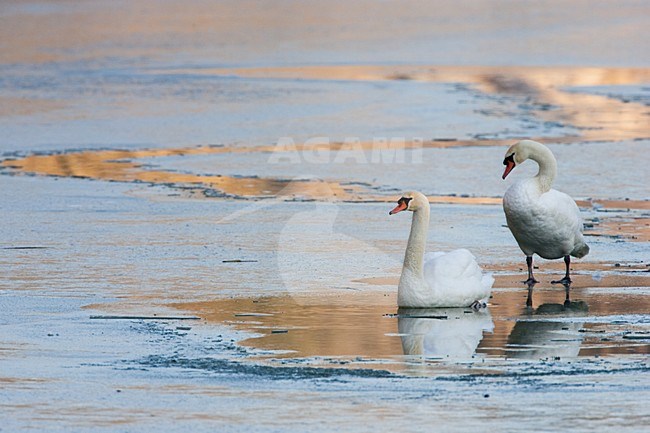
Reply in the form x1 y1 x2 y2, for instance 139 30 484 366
507 282 589 359
397 308 494 358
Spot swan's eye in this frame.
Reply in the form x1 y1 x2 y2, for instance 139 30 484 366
503 154 515 166
398 197 412 206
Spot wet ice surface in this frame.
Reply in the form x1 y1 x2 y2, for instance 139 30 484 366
1 174 649 431
566 84 650 106
4 288 648 433
2 175 644 298
137 139 650 201
3 151 650 431
2 0 650 431
173 288 650 362
3 286 649 433
1 66 583 152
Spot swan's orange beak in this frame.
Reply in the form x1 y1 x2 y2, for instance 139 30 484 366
389 202 407 215
502 159 516 179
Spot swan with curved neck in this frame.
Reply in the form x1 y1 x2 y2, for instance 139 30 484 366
389 191 493 308
502 140 589 284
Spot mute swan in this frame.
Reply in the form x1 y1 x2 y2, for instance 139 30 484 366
502 140 589 284
389 191 494 308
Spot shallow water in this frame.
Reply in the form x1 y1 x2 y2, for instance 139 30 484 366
173 285 650 366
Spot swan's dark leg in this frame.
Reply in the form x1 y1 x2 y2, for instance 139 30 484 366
523 256 539 284
552 255 572 285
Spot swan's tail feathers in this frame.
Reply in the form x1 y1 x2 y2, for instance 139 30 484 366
481 274 495 290
479 274 495 303
571 242 590 259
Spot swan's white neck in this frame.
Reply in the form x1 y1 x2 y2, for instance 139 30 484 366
401 203 430 278
529 144 557 192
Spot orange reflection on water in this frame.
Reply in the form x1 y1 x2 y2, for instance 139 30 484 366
5 143 650 209
1 144 504 204
588 217 650 242
2 146 363 200
172 281 650 365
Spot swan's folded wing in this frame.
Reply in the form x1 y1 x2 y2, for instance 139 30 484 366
421 249 493 305
423 249 483 284
539 189 584 234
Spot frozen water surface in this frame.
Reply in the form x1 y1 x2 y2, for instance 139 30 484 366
137 139 650 201
1 0 649 431
1 174 648 432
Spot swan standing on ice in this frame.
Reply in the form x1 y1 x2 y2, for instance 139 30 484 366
389 191 494 308
502 140 590 284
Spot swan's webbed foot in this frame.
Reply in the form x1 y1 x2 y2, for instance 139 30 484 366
551 277 572 285
552 256 572 286
523 257 539 286
470 300 487 311
523 277 539 285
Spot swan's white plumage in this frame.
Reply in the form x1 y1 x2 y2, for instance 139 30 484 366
502 140 589 260
393 191 493 308
504 179 588 259
419 249 494 306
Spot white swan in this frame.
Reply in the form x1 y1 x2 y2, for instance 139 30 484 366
389 191 494 308
502 140 589 284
